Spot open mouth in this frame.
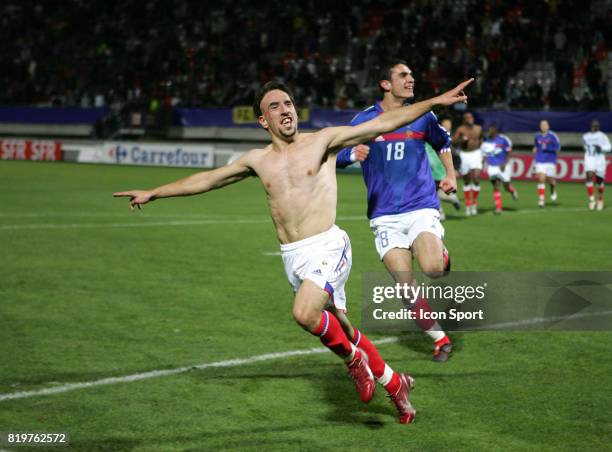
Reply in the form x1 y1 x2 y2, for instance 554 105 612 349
281 117 292 126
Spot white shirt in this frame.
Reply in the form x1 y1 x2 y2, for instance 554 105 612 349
583 131 611 157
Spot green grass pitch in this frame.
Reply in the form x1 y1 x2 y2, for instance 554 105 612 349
1 160 611 451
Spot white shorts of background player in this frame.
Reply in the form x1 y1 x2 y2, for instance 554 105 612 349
370 209 445 260
584 154 608 179
281 225 351 312
534 162 557 178
487 164 512 183
459 150 483 175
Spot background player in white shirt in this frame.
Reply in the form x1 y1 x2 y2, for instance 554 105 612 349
583 119 612 210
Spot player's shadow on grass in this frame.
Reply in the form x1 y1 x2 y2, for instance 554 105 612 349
318 364 396 428
198 361 393 428
499 206 518 212
394 331 464 359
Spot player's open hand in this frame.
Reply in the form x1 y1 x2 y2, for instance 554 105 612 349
113 190 153 210
351 144 370 162
439 175 457 194
434 79 474 107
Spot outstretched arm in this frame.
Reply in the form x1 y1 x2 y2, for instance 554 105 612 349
114 153 255 210
325 79 473 151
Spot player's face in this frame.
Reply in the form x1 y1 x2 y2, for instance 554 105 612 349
540 120 549 133
463 112 474 125
388 64 414 99
488 126 497 138
591 120 600 132
258 90 298 139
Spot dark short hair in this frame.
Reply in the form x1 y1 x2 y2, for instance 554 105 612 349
378 59 409 93
253 81 296 117
379 59 409 83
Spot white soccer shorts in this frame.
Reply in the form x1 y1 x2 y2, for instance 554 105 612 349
584 155 607 179
487 164 512 183
459 150 483 175
280 225 351 312
534 162 557 177
369 208 445 260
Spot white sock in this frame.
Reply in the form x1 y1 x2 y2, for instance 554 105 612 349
344 343 357 363
376 364 395 386
425 322 446 342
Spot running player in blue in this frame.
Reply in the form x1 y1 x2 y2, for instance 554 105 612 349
481 123 518 214
337 60 455 361
532 120 561 207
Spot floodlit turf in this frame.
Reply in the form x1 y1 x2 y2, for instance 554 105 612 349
1 160 611 451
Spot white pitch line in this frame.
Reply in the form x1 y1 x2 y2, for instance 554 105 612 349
0 216 365 231
0 338 398 402
1 307 611 402
470 309 612 330
0 207 599 231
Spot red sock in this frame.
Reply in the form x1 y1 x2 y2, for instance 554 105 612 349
472 185 480 203
586 182 594 197
598 183 604 201
313 311 353 358
409 296 436 331
384 372 402 395
538 184 545 198
493 191 502 210
464 188 472 207
435 336 450 348
351 328 386 378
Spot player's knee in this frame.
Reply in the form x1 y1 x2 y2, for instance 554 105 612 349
421 261 445 279
292 305 320 332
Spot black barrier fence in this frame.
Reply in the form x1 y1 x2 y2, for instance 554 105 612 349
361 272 612 332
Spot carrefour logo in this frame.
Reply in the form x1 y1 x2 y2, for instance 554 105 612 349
114 145 129 162
111 144 212 167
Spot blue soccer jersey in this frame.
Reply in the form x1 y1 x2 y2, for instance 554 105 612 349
336 103 451 219
482 134 512 166
534 131 560 163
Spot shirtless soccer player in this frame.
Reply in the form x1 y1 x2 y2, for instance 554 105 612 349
115 79 472 424
336 61 457 361
452 112 483 216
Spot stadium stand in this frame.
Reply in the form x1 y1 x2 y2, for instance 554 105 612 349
1 0 610 114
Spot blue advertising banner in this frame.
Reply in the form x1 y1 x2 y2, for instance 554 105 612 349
1 106 611 132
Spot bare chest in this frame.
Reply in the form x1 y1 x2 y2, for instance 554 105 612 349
255 148 333 194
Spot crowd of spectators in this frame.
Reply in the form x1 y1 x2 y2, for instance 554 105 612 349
1 0 610 120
